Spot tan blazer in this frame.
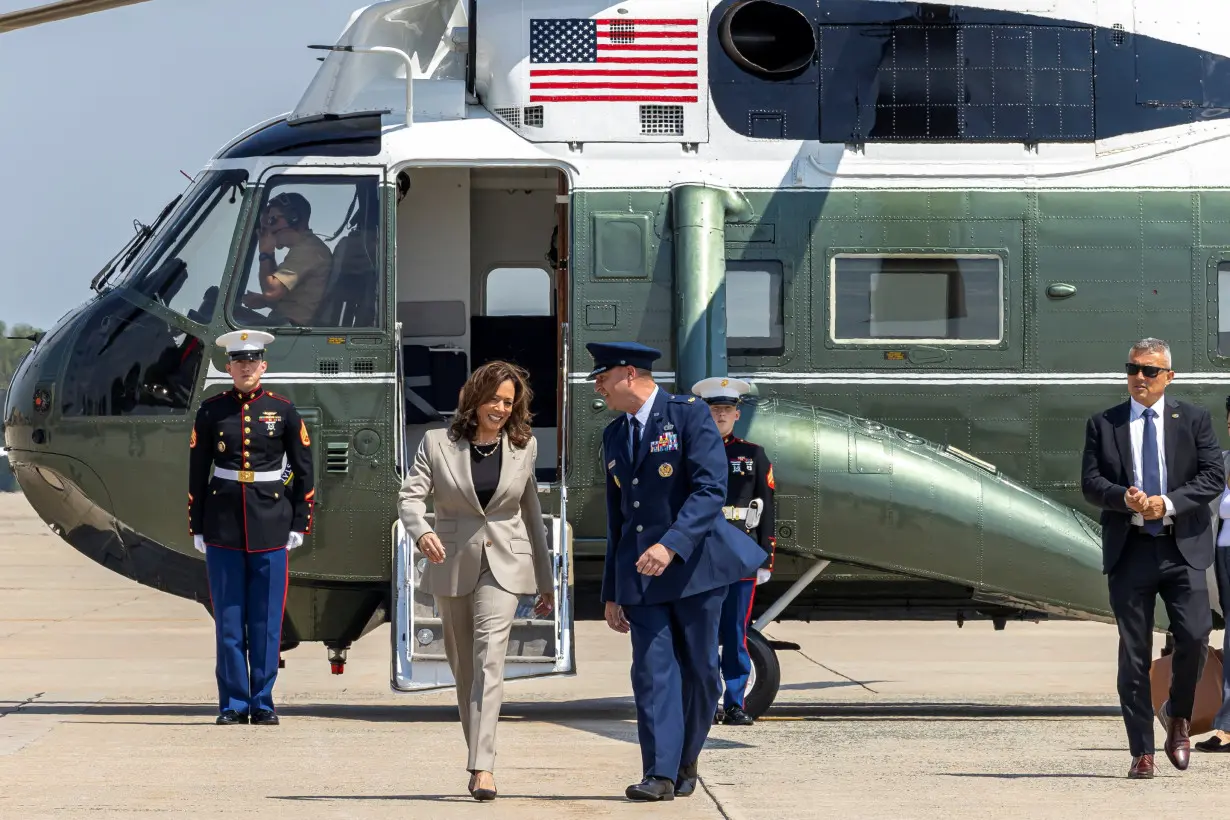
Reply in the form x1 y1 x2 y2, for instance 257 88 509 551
397 428 553 598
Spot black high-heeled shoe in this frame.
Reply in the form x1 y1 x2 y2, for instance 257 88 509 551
469 771 497 801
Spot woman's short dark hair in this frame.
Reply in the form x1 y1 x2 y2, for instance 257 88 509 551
1225 394 1230 414
448 361 535 448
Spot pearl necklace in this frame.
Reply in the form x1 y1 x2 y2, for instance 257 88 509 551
471 434 501 457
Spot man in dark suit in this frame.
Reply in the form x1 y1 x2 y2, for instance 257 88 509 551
1081 337 1219 779
588 342 766 802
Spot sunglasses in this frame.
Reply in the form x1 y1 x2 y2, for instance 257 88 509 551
1125 363 1171 378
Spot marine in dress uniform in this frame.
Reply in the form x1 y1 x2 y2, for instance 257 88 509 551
691 377 776 727
188 330 315 726
589 342 766 802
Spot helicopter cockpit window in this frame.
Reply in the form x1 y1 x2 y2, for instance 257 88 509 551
832 255 1003 343
126 170 250 326
230 174 383 330
60 297 205 417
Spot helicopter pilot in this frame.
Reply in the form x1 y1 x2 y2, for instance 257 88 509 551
691 376 776 727
188 329 315 726
240 191 333 327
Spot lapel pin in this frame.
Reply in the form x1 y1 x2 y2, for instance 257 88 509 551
1172 413 1179 418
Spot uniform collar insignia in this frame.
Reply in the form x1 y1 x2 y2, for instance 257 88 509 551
231 386 264 402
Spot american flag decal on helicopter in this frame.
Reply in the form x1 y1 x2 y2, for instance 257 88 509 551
528 16 699 104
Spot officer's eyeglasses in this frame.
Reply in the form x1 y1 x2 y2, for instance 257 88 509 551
1125 363 1169 378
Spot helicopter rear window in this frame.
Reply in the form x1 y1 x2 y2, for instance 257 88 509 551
60 297 205 417
126 169 251 326
1217 262 1230 357
831 255 1003 343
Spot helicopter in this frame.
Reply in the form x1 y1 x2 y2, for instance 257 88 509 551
4 0 1229 718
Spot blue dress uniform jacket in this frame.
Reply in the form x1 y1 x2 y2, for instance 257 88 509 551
188 386 315 551
600 391 765 606
599 388 765 780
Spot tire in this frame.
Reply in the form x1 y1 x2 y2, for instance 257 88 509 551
0 455 16 493
740 627 781 720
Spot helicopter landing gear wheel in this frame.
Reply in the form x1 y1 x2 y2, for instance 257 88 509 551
740 627 781 720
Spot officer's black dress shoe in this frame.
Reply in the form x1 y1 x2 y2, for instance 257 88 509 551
625 776 675 801
251 709 279 726
723 705 754 726
215 710 248 725
675 761 699 797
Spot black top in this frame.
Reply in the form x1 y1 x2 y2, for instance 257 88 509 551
470 439 503 510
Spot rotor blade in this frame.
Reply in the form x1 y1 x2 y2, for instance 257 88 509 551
0 0 154 34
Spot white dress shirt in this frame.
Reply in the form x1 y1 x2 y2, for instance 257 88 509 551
626 385 659 454
1217 486 1230 547
1128 395 1174 526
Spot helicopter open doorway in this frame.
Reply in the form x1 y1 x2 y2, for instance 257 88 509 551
389 163 575 691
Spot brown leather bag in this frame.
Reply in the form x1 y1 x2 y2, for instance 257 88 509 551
1151 646 1225 735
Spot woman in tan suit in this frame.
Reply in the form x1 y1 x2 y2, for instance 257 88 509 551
397 360 554 800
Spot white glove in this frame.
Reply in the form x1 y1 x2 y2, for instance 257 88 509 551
286 531 304 550
193 534 206 554
756 568 771 586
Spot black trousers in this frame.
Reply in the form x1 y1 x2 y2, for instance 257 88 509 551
1108 531 1212 756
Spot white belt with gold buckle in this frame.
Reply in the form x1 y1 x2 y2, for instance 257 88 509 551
214 468 282 483
722 506 750 521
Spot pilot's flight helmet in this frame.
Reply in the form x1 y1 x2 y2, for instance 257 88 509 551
265 191 311 228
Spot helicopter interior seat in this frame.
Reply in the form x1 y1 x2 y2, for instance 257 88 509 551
469 314 559 482
311 227 380 328
401 343 468 424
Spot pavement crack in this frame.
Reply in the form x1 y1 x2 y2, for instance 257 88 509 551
0 692 45 719
763 627 879 694
800 651 879 694
698 775 735 820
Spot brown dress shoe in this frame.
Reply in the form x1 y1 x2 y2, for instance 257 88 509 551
1128 754 1155 779
1164 717 1191 770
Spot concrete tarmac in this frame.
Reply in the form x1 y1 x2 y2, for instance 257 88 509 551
1 492 1227 819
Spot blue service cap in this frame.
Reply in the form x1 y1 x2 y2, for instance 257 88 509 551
585 341 662 379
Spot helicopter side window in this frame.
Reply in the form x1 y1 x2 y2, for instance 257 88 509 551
1217 262 1230 357
726 261 784 356
230 175 383 330
831 255 1003 343
60 296 205 417
127 170 250 326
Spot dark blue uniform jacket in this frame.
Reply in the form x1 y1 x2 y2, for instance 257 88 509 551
600 389 766 606
188 386 315 552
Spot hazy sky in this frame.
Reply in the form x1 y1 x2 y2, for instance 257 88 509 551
0 0 368 331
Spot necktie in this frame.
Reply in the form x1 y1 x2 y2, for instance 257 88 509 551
1141 407 1162 534
630 416 642 462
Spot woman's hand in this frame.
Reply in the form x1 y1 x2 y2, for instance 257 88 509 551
533 591 555 616
417 532 446 564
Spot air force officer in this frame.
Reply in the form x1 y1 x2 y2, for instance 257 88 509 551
588 342 766 802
